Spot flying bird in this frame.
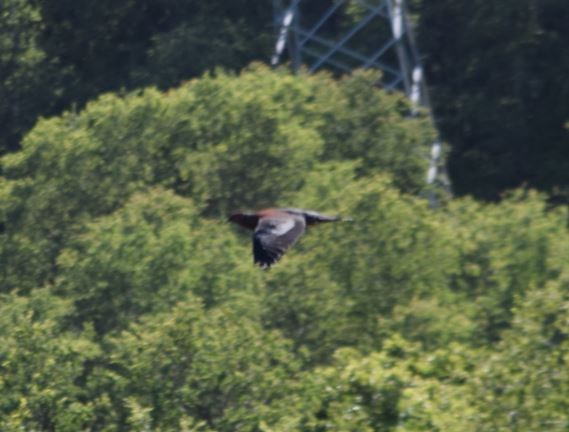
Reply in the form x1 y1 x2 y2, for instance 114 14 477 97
228 208 351 269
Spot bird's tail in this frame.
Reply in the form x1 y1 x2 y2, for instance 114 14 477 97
306 212 353 225
280 208 353 225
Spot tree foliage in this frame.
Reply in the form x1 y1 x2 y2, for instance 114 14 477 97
1 65 568 430
0 0 274 154
418 0 569 201
2 0 569 204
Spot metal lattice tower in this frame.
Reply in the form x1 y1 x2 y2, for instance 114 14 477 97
271 0 450 195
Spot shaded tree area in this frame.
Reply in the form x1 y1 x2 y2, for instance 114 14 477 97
418 0 569 201
0 0 273 153
1 66 568 430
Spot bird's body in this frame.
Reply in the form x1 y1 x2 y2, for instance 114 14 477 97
229 208 350 269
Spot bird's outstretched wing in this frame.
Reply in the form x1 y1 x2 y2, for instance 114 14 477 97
253 215 306 269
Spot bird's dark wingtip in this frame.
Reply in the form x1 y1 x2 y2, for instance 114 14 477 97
255 260 274 270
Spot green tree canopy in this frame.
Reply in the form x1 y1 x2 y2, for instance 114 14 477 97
1 65 568 430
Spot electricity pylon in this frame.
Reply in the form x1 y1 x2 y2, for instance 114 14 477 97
271 0 451 196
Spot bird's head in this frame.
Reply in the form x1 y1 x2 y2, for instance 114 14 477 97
228 212 259 230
